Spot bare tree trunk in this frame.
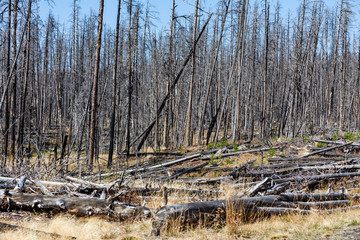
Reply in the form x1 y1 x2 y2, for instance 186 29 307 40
185 0 199 146
328 0 343 129
2 0 12 168
107 0 122 169
125 0 133 156
10 0 18 167
163 0 176 149
199 0 230 145
233 0 247 142
261 0 269 138
89 0 104 171
17 0 32 163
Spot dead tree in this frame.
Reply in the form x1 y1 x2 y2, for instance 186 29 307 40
89 0 104 171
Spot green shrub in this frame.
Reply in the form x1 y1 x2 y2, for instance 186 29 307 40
207 141 216 150
232 144 239 152
177 145 183 152
332 131 339 141
216 139 230 148
268 146 275 157
343 131 355 141
225 158 235 164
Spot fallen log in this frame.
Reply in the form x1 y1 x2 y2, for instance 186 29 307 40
274 172 360 183
267 157 345 164
296 200 350 209
236 177 270 198
0 190 151 220
278 193 349 202
33 180 53 196
174 176 233 184
228 159 256 178
316 152 359 158
119 152 184 157
255 207 312 215
201 147 276 160
100 154 201 178
155 193 348 222
151 192 353 234
298 142 352 159
300 164 360 171
62 176 109 189
313 139 360 146
0 176 80 189
163 162 209 182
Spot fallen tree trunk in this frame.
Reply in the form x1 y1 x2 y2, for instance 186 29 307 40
228 159 256 178
296 200 350 209
201 147 276 160
0 176 80 189
154 193 348 222
274 172 360 183
313 139 360 146
119 152 184 157
163 162 209 182
267 157 345 164
235 177 270 198
255 207 312 215
100 154 201 178
298 142 352 159
62 176 109 189
0 190 151 220
174 176 233 184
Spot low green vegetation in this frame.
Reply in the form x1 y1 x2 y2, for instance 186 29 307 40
343 131 355 141
332 131 339 141
268 146 275 157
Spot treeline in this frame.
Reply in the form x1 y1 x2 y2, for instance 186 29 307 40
0 0 358 170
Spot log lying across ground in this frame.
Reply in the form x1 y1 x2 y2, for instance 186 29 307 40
0 176 81 189
201 147 276 160
100 154 202 178
0 190 151 220
298 142 353 159
152 193 350 235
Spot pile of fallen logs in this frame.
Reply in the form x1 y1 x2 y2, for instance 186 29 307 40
0 176 151 220
1 138 360 236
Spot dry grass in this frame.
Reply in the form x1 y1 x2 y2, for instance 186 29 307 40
0 215 153 240
2 208 360 239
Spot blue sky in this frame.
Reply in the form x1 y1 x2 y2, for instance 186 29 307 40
37 0 356 30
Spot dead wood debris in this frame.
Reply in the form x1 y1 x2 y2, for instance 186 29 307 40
1 139 360 236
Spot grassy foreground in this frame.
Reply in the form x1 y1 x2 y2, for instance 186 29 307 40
1 208 360 239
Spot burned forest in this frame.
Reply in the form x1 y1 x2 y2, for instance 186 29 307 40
1 0 360 239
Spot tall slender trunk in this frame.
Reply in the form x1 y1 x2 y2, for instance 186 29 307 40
2 0 12 168
199 0 230 145
233 0 247 142
126 0 133 156
89 0 104 171
10 0 18 166
163 0 176 148
108 0 122 169
185 0 199 146
18 0 32 163
261 0 269 138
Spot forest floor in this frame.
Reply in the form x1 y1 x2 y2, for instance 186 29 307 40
1 133 360 239
2 209 360 239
